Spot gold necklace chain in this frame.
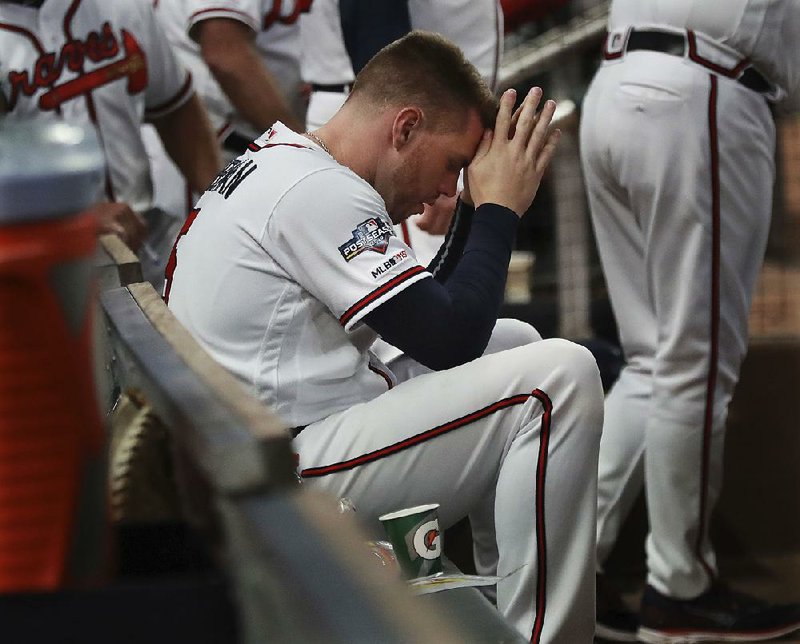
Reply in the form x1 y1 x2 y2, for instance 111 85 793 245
304 131 332 156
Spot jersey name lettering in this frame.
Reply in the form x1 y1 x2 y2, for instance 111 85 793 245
6 22 146 111
208 158 257 199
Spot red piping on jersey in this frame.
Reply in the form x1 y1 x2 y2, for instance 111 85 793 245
300 388 553 642
687 31 750 79
367 364 393 390
695 74 719 583
247 141 309 152
145 71 192 118
163 207 201 304
339 265 426 327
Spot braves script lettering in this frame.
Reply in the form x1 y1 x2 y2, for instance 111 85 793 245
6 22 146 111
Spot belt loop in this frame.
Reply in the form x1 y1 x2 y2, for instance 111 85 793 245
603 27 631 60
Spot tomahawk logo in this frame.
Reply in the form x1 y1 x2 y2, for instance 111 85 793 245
338 217 394 262
6 23 147 111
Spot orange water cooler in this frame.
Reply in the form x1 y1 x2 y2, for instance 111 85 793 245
0 121 108 591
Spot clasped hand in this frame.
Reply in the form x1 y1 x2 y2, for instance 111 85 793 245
465 87 560 217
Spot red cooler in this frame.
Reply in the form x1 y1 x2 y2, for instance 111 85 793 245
0 121 107 591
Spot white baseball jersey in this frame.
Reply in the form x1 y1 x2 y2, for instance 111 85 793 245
408 0 504 90
157 0 308 136
298 0 354 87
581 0 798 602
166 123 428 427
167 119 606 642
0 0 193 213
300 0 503 130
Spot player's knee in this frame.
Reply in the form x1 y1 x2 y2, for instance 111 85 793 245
541 338 604 417
485 318 542 355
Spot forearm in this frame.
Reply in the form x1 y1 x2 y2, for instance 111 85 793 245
199 19 302 132
152 92 221 194
366 204 518 370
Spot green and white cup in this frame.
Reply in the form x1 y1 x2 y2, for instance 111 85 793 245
379 503 443 578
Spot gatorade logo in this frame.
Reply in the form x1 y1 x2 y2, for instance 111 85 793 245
412 520 441 560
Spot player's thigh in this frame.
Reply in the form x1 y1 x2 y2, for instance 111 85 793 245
647 79 774 397
295 338 598 532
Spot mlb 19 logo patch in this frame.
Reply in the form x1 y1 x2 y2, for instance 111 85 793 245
338 217 394 262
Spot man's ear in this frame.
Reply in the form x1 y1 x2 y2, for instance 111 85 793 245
391 107 424 151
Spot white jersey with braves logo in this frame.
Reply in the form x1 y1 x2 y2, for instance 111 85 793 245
166 122 428 427
0 0 193 212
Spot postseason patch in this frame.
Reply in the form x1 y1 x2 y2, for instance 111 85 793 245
338 217 394 262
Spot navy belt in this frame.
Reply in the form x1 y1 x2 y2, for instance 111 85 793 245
311 83 352 93
622 29 771 94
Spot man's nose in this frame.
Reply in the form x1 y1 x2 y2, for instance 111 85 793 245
440 175 458 198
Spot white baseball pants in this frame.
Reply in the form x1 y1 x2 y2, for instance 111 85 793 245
294 321 604 642
580 51 774 598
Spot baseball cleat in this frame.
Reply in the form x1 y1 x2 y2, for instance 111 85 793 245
636 583 800 643
595 574 639 642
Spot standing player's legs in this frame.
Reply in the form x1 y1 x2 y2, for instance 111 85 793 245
642 74 774 598
294 339 604 642
583 54 775 598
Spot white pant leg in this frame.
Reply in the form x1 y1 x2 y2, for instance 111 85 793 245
581 54 774 597
384 317 544 599
580 74 655 568
294 339 603 642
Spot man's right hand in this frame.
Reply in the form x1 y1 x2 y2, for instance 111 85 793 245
90 202 147 252
465 87 560 217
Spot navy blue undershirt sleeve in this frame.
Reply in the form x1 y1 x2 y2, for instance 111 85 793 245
364 203 519 371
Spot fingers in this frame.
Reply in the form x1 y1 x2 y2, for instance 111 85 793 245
508 102 524 139
493 88 516 140
534 128 561 175
511 87 543 148
525 98 557 161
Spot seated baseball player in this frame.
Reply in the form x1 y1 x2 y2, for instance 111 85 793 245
166 31 604 642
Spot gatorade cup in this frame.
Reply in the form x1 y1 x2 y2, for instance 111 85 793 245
0 121 108 591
